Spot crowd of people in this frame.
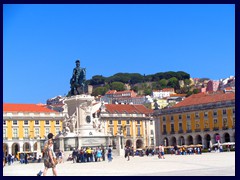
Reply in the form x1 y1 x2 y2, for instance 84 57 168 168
3 131 233 176
3 152 40 167
68 145 113 163
121 144 205 160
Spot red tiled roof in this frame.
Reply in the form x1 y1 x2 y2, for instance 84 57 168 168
105 104 153 114
115 90 133 94
172 92 235 108
105 90 117 95
3 103 58 113
162 88 174 92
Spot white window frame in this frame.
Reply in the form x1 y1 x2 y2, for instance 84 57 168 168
35 120 40 126
56 127 60 134
45 127 50 136
13 128 18 138
13 120 18 125
24 120 28 125
35 128 40 137
24 128 29 138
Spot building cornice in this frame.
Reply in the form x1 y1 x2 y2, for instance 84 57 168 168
154 100 235 115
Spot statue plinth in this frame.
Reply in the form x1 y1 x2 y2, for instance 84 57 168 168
61 94 111 148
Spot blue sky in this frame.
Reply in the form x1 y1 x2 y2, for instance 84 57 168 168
3 4 235 104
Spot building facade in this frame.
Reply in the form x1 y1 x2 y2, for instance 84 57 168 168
3 103 64 157
206 80 220 92
101 90 146 104
152 88 175 99
100 104 155 149
153 91 235 148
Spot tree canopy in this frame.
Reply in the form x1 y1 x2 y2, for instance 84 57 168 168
88 71 193 96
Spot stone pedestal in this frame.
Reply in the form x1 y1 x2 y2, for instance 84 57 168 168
59 94 111 149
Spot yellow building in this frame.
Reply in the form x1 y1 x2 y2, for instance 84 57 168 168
3 103 64 157
100 104 154 150
153 91 235 148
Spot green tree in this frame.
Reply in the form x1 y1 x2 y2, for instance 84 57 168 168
159 79 167 89
167 77 179 89
91 87 108 96
129 73 144 84
131 86 139 93
104 84 110 91
193 89 200 94
164 71 177 79
151 82 157 90
184 79 191 85
177 71 190 80
144 74 153 82
187 91 193 97
106 73 131 84
90 75 106 85
144 88 152 96
110 82 125 91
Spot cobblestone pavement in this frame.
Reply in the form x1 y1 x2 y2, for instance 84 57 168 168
3 152 235 176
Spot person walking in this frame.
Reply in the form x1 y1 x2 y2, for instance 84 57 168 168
107 145 113 162
125 146 130 161
160 145 165 159
72 148 78 163
7 154 12 166
24 153 28 164
37 133 55 176
158 145 162 159
42 139 57 176
96 148 102 162
101 146 105 161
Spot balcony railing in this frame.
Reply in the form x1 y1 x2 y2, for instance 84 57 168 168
232 125 235 129
178 130 184 134
186 130 192 133
204 128 210 132
195 129 201 132
213 127 219 131
170 131 175 134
